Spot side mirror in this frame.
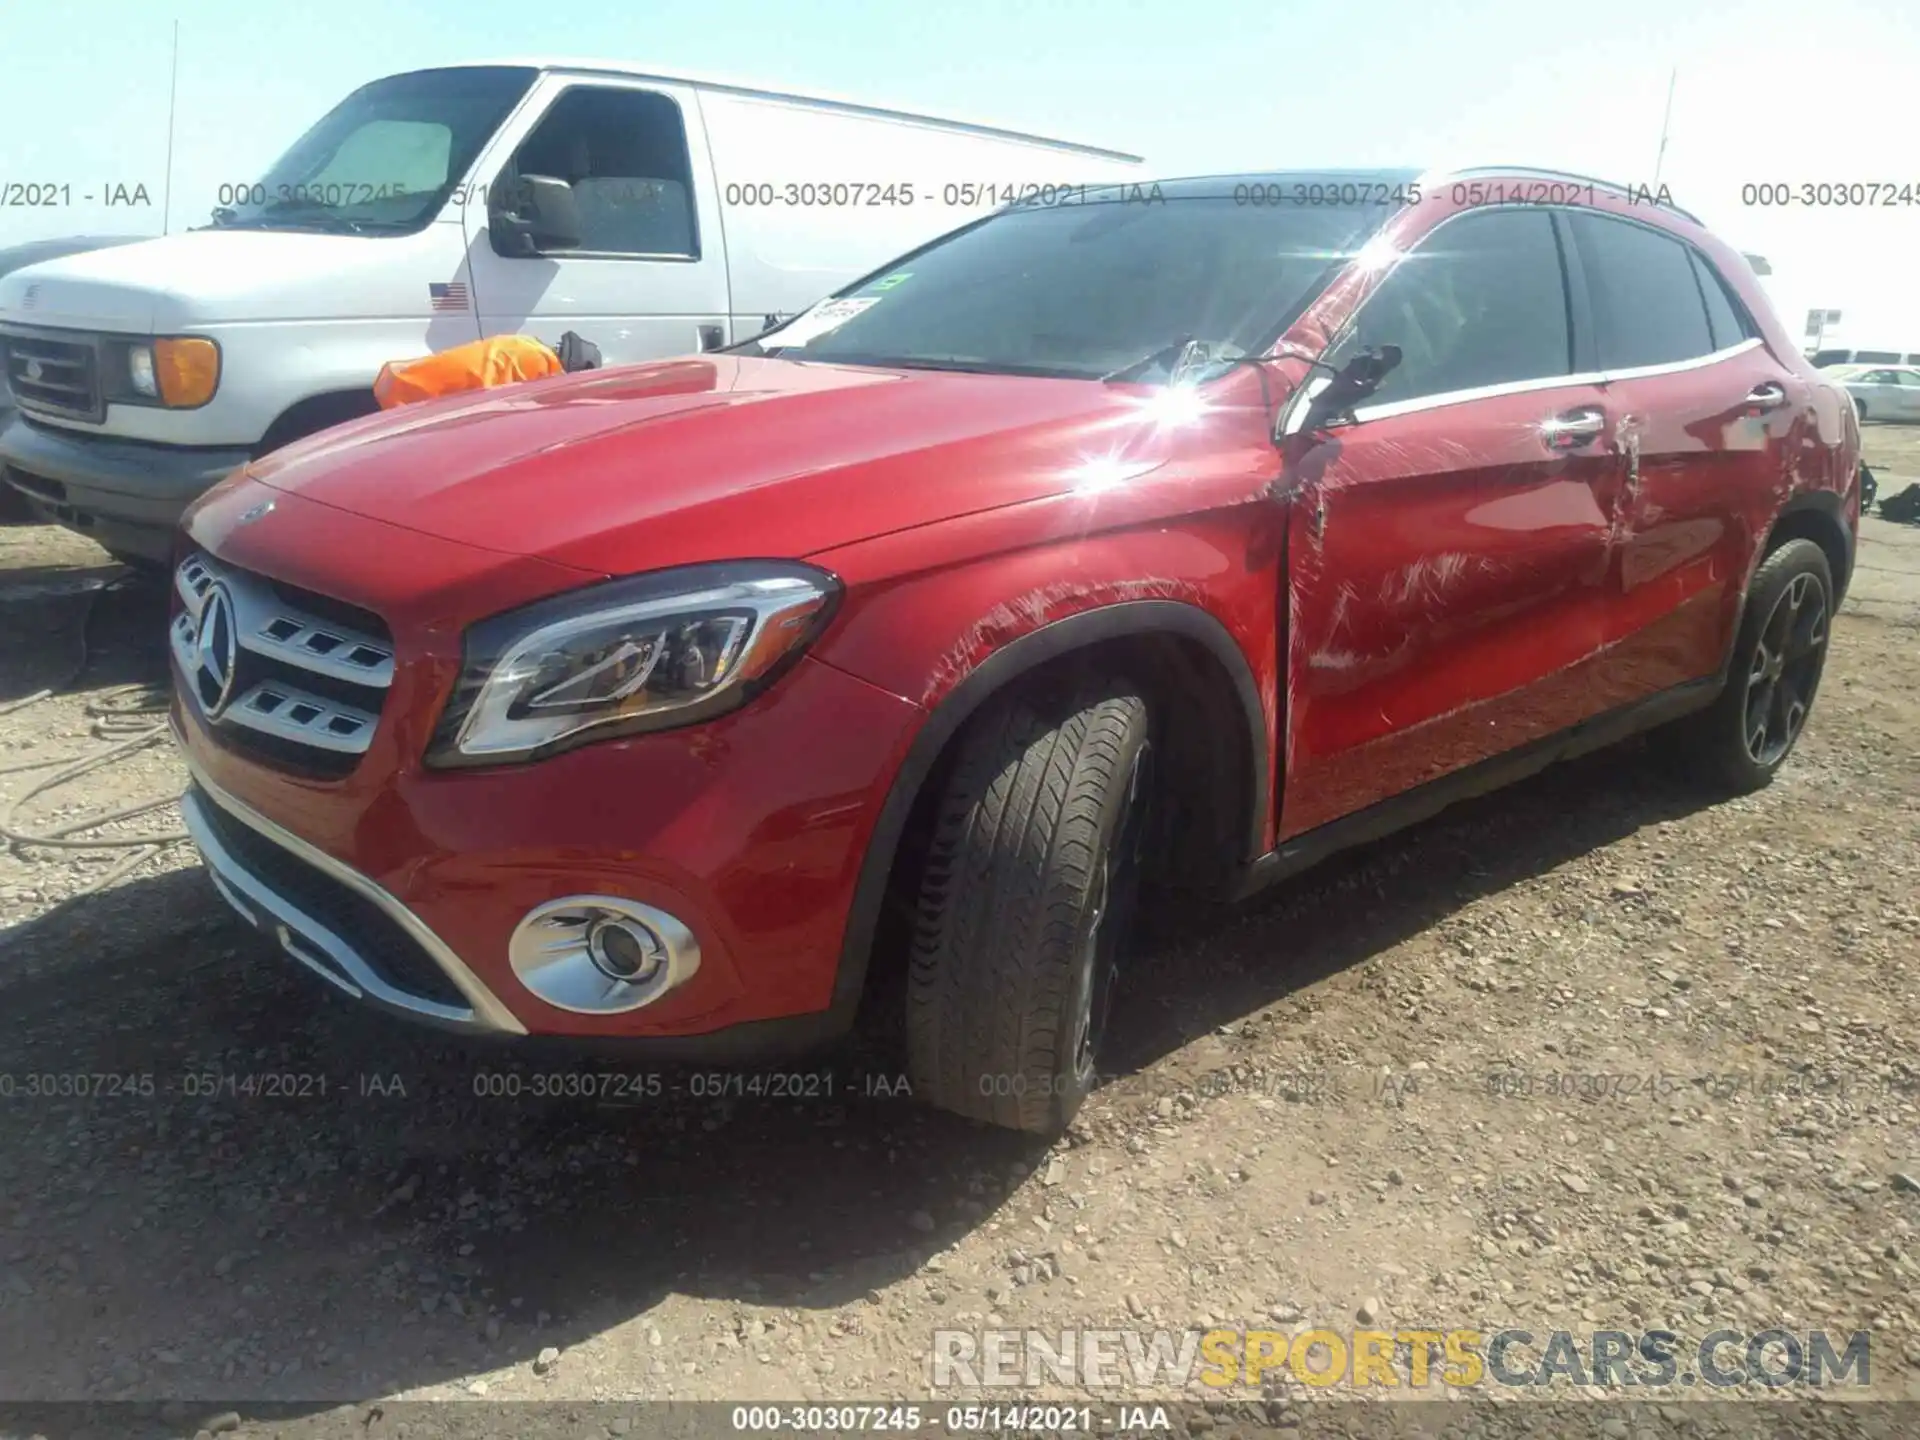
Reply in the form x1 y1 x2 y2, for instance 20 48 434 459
490 173 583 256
1287 344 1404 438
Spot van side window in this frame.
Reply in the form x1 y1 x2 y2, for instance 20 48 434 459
1855 350 1901 363
1325 208 1571 406
1570 212 1714 370
1688 249 1754 352
507 87 699 258
1809 350 1851 367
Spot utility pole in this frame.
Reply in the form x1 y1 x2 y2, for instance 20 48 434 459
1652 67 1676 187
162 20 180 235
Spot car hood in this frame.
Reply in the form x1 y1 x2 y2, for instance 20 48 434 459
243 354 1199 573
0 227 454 332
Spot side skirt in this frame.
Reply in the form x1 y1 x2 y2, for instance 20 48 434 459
1230 674 1722 902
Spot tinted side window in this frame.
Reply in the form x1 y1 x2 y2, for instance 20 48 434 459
1329 207 1570 405
1689 250 1753 351
1856 350 1901 363
1572 213 1714 369
1810 350 1852 367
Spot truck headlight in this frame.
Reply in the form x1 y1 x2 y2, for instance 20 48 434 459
427 561 841 767
128 346 158 397
126 337 220 407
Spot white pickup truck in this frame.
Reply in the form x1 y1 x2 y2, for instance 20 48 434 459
0 59 1141 563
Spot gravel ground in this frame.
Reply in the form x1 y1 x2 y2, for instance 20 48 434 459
0 436 1916 1440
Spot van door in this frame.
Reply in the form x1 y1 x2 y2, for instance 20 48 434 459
460 77 731 363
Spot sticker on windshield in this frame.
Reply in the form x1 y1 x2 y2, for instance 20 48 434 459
770 296 881 347
867 272 912 292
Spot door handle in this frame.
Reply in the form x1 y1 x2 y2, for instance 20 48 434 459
1540 405 1606 451
1744 381 1789 411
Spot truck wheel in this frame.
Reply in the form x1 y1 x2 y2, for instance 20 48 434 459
906 677 1153 1134
1668 538 1832 793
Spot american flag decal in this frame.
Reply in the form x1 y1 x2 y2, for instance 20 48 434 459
428 281 469 311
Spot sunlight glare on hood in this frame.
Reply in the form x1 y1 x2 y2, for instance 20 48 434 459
1065 454 1165 493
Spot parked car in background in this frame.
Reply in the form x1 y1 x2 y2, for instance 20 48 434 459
0 234 148 523
1810 347 1920 368
1836 364 1920 422
168 166 1861 1135
0 59 1141 565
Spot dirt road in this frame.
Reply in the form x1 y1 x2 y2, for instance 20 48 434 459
1 436 1916 1440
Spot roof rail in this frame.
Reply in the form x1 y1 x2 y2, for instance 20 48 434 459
1428 165 1704 226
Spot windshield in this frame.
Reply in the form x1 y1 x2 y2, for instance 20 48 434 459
748 183 1401 382
207 66 537 236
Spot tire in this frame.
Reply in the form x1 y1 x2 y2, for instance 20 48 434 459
906 677 1154 1134
1855 398 1867 421
1668 538 1833 793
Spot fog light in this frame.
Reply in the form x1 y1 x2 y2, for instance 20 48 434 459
586 916 662 983
507 897 699 1014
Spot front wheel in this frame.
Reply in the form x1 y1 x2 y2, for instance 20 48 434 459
1668 538 1833 793
905 677 1153 1134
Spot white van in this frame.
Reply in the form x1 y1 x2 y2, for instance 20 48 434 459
0 60 1142 563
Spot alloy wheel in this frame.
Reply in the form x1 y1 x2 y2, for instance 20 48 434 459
1743 571 1828 766
1070 742 1153 1084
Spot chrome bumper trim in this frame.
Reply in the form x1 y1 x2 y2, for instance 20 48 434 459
178 755 527 1036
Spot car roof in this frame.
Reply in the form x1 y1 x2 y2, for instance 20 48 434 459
1016 165 1702 226
429 59 1144 162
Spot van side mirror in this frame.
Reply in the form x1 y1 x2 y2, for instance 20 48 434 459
1294 344 1403 435
490 174 583 256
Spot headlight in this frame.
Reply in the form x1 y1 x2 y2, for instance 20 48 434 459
128 345 158 397
117 336 220 407
427 560 841 767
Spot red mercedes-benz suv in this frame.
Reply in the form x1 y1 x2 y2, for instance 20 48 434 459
170 168 1862 1134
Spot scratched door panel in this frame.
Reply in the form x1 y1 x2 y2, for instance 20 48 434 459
1280 381 1617 839
1591 347 1792 698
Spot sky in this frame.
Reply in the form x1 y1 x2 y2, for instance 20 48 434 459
5 0 1918 350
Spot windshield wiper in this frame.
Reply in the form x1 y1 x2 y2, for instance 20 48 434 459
1101 337 1246 385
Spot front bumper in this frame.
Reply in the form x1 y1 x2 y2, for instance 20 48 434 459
0 413 249 560
180 755 526 1034
172 626 926 1058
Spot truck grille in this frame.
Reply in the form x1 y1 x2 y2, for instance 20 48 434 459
171 551 396 778
2 330 101 422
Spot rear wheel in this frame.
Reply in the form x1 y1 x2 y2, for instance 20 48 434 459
905 677 1153 1134
1668 538 1833 793
1855 397 1868 421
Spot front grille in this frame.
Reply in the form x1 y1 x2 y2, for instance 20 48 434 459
172 552 396 778
3 331 100 421
192 788 469 1010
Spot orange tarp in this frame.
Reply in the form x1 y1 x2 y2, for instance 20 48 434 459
373 335 564 409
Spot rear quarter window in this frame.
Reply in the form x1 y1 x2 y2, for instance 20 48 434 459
1570 212 1715 370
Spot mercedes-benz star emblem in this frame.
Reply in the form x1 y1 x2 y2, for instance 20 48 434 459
22 358 42 383
192 583 240 718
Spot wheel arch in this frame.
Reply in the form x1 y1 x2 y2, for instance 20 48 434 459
1763 490 1854 604
827 599 1270 1027
254 387 381 458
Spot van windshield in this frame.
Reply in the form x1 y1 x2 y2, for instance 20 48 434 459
747 179 1406 382
206 66 537 236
